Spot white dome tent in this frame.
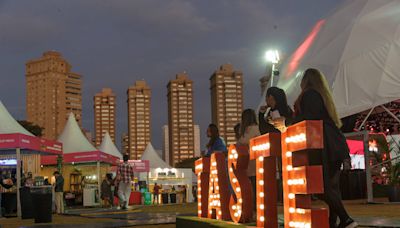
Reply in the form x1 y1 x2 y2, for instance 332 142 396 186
55 113 119 206
139 143 194 203
266 0 400 122
99 131 123 160
263 0 400 204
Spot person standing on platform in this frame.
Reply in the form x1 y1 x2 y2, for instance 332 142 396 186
117 154 134 210
236 108 260 217
153 183 161 205
53 171 64 214
275 68 357 228
204 124 228 157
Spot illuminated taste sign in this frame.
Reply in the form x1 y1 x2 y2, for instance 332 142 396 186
195 121 328 228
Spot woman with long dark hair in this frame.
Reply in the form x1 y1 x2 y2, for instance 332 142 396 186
204 123 227 157
259 86 293 134
237 109 260 217
282 68 357 228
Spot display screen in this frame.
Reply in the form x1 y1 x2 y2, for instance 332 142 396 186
0 159 17 165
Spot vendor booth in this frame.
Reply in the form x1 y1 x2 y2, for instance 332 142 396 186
105 136 150 205
138 143 194 204
40 113 119 207
0 101 62 218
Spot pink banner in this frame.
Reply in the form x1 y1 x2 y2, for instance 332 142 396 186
0 133 62 156
64 151 119 165
110 160 150 173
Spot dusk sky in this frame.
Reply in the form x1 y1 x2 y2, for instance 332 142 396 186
0 0 345 150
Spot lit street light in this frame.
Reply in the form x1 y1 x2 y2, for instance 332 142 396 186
264 50 280 87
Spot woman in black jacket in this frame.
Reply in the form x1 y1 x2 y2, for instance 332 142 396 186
259 86 293 134
281 68 356 228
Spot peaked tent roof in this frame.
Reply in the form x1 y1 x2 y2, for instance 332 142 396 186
274 0 400 118
140 143 170 168
58 113 96 153
99 132 122 159
0 101 33 136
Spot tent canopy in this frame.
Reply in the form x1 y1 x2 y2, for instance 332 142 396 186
58 113 96 153
0 100 62 155
275 0 400 118
0 101 33 136
99 132 123 159
140 143 171 169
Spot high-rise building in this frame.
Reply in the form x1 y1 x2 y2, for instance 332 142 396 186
127 80 151 160
94 88 116 147
162 125 169 163
167 73 195 166
194 125 201 157
26 51 82 139
121 133 129 155
210 64 243 146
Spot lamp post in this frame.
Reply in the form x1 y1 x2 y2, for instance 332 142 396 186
264 50 280 87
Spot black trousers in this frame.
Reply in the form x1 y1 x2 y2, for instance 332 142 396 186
322 161 350 227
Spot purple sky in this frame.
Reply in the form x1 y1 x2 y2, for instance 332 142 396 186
0 0 345 150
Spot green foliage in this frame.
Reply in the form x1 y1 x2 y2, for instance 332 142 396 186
376 137 400 186
17 120 44 136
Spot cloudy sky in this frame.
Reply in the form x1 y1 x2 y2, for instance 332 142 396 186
0 0 345 150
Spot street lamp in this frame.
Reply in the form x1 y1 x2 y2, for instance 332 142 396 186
264 50 280 87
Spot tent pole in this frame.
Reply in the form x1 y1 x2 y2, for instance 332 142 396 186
97 161 101 206
357 108 374 131
16 148 21 218
363 131 373 203
380 105 400 124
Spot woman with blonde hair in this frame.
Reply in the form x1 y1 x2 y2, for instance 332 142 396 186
278 68 356 228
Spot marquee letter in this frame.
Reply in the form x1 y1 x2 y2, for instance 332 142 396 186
208 152 231 220
195 157 210 218
249 133 281 228
282 120 328 228
227 144 253 223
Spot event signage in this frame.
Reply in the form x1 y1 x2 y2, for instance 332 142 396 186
195 120 328 228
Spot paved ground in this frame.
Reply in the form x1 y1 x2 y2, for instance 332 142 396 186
0 199 399 228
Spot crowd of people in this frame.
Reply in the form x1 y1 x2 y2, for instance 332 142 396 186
203 68 358 228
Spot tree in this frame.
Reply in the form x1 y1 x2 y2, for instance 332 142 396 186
175 157 200 172
17 120 44 137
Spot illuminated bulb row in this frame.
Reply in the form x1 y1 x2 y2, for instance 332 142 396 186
288 193 295 199
195 164 203 170
198 210 201 214
287 165 293 171
286 151 292 157
289 221 311 228
259 156 264 161
236 187 241 192
211 170 218 175
259 168 264 174
259 180 264 186
212 162 217 167
252 143 270 152
287 179 305 185
285 133 306 144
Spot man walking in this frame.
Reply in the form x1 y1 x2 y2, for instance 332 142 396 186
117 154 134 210
53 171 64 214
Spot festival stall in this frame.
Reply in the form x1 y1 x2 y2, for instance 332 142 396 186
138 143 194 203
0 101 62 217
102 134 151 205
40 113 119 206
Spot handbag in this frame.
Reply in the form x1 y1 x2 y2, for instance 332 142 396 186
323 121 351 163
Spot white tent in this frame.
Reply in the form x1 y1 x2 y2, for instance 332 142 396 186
275 0 400 118
0 101 33 136
99 132 123 159
58 113 97 153
140 143 170 168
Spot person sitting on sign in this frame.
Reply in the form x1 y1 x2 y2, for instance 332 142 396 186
204 124 228 157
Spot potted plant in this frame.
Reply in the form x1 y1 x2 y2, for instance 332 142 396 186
387 158 400 202
376 137 400 202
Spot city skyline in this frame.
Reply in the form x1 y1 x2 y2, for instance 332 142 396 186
0 1 345 150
